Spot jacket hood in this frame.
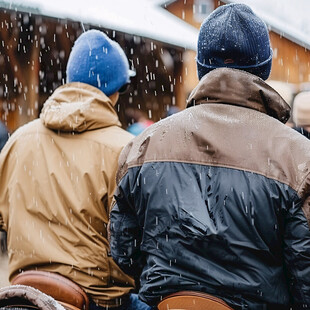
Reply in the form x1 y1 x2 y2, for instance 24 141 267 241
187 68 291 123
40 82 121 132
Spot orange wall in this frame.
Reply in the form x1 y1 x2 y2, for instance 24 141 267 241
167 0 219 29
269 32 310 84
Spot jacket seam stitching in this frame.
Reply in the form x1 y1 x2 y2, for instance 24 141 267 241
124 159 298 191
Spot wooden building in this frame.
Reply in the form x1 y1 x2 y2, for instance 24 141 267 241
0 1 198 133
166 0 310 97
2 0 307 134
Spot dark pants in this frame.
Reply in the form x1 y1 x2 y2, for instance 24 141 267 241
89 294 151 310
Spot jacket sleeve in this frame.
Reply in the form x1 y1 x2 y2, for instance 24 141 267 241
109 171 143 279
283 193 310 308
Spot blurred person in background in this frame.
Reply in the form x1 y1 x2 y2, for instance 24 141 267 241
110 3 310 309
165 106 180 118
0 29 150 310
125 108 154 136
292 91 310 139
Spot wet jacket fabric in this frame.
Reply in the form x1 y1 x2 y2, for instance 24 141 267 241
110 68 310 309
0 82 134 308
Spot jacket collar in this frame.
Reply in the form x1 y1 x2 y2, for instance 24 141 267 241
187 68 291 123
40 82 121 132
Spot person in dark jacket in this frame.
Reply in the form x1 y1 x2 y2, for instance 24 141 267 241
109 3 310 310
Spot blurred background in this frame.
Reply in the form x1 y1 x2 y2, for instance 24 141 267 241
0 0 309 133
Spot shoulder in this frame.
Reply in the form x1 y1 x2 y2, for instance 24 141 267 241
1 119 42 148
84 125 134 156
116 114 184 182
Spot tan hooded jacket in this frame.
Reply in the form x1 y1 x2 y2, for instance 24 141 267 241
0 82 134 307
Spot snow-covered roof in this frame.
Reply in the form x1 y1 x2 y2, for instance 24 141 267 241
0 0 198 50
223 0 310 50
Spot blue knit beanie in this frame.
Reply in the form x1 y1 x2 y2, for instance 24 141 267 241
197 3 272 80
66 30 134 96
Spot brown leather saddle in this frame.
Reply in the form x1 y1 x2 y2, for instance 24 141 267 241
0 270 89 310
157 291 234 310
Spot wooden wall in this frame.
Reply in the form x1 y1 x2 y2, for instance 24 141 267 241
3 2 305 134
0 9 186 133
269 32 310 84
0 10 78 132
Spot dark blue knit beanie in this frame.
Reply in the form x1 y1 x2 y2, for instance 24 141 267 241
66 30 135 96
197 3 272 80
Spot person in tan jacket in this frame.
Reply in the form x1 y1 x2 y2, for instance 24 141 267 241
0 29 150 310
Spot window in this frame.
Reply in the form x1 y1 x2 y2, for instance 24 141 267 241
193 0 214 22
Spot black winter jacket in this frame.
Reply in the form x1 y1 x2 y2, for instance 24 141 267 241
110 68 310 310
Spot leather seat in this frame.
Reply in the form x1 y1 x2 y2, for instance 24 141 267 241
11 271 89 310
157 291 233 310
